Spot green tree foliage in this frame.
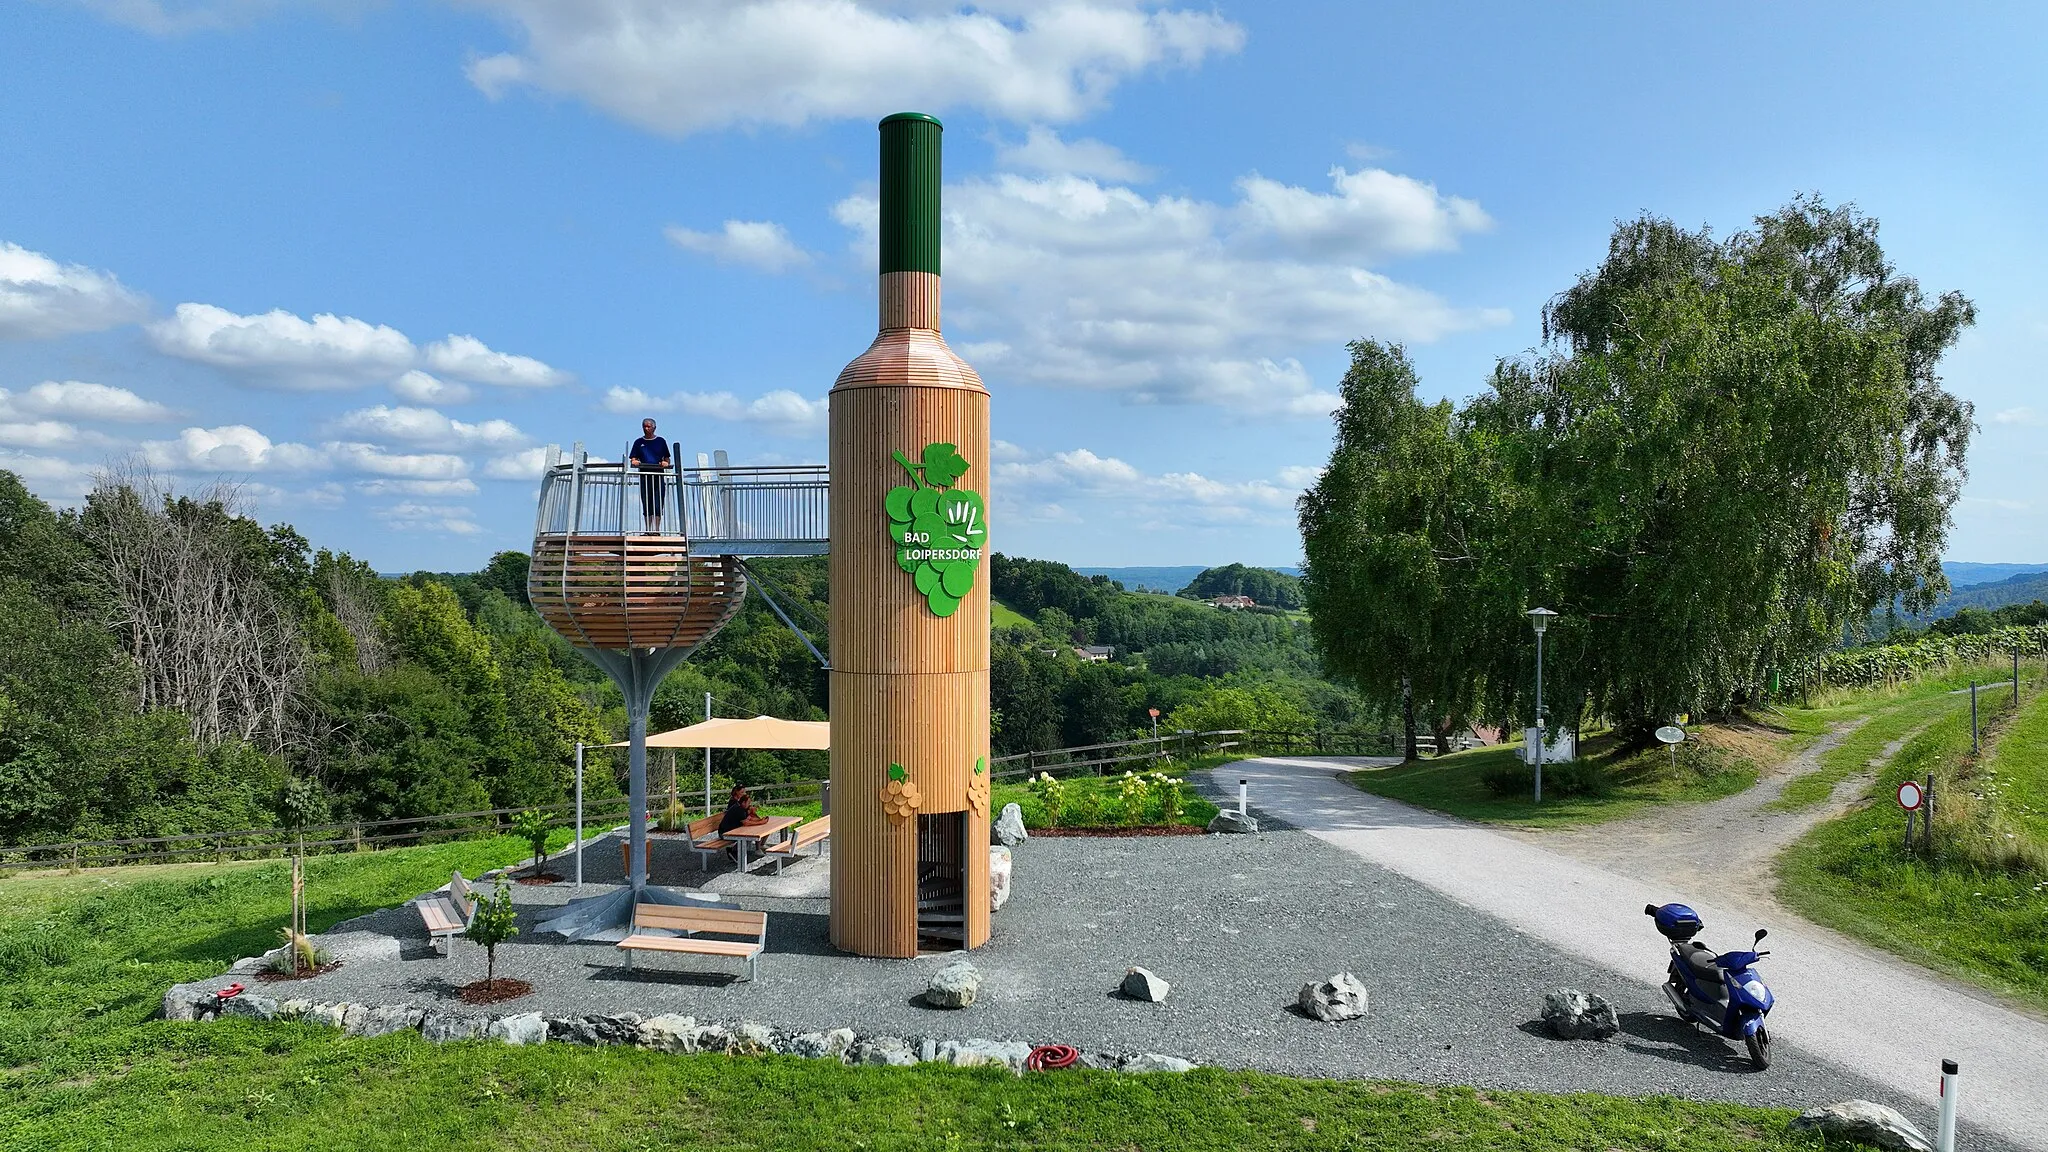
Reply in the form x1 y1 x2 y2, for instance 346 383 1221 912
464 881 519 988
1165 685 1313 734
1178 563 1303 609
1301 197 1976 737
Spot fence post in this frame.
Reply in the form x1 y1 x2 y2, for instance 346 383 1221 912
70 843 80 875
352 823 363 852
214 836 224 865
1971 682 1979 755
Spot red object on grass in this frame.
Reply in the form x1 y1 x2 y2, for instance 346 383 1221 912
216 982 245 998
1025 1044 1079 1071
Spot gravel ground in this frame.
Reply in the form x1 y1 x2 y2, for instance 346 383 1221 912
246 824 1984 1135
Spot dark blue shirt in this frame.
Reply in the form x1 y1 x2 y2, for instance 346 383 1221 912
630 436 671 468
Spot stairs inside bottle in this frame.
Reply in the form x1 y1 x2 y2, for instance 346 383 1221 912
916 812 966 950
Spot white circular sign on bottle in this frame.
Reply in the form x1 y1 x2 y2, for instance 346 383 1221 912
1897 780 1924 811
1654 725 1686 745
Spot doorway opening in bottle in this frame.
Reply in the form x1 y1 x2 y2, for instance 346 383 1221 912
916 811 966 951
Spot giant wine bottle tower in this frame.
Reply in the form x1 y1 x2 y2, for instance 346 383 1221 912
829 113 992 957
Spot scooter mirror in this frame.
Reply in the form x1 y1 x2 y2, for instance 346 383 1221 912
1754 928 1768 943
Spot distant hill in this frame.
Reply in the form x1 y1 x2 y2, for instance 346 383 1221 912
1933 570 2048 615
1943 561 2048 588
1073 565 1301 594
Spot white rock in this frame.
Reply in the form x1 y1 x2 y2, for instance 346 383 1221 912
937 1038 1032 1071
637 1014 699 1053
1121 1053 1197 1073
926 960 981 1009
1121 966 1170 1002
854 1036 918 1067
422 1013 486 1042
487 1012 547 1045
303 1002 350 1029
733 1022 777 1054
1208 810 1258 834
994 803 1028 847
1790 1101 1935 1152
786 1028 856 1061
989 846 1013 911
1298 972 1369 1022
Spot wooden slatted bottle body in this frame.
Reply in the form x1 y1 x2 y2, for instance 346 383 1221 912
830 112 992 958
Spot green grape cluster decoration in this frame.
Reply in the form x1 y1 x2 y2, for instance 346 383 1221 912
885 442 986 617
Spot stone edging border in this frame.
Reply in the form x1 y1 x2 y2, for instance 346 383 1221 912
160 983 1198 1074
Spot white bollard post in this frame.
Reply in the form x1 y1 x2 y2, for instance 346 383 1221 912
573 741 584 889
1238 778 1248 817
1938 1059 1958 1152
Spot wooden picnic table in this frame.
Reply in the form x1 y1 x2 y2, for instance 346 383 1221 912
722 815 799 871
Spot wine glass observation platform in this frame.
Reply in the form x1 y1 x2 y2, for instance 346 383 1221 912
528 448 827 653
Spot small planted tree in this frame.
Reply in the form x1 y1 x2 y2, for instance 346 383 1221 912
510 809 552 877
465 882 519 993
279 777 323 975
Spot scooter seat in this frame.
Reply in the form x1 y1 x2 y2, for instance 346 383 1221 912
1680 943 1728 997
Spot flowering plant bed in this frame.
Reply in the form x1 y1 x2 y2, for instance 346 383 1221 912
457 977 533 1006
1030 825 1207 838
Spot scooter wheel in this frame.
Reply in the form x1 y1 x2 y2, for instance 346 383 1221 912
1745 1026 1771 1070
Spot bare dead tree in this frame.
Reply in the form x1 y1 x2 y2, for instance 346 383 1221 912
326 563 388 675
82 462 309 753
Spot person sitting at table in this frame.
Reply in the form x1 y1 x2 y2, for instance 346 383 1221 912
718 786 768 861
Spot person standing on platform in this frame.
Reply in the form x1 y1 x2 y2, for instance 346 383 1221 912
630 418 672 534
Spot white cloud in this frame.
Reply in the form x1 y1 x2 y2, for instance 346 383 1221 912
665 221 811 273
995 126 1153 182
331 405 530 450
1994 407 2044 427
0 380 175 423
423 334 573 389
0 421 92 450
0 241 150 340
327 442 471 480
465 0 1244 138
392 369 475 405
0 448 94 502
833 163 1505 415
484 446 552 481
604 386 827 436
375 501 484 535
142 424 327 473
354 478 481 497
147 303 416 390
1276 464 1322 488
1235 166 1492 261
995 446 1299 530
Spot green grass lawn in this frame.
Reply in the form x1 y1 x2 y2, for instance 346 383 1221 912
1775 691 2048 1012
991 599 1034 630
0 840 1826 1151
1344 739 1758 828
1769 691 1972 810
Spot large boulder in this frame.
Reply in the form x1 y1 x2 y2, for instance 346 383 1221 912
994 804 1028 847
422 1013 486 1042
936 1038 1031 1071
1208 810 1258 834
161 985 216 1022
636 1014 699 1053
853 1035 918 1067
349 1005 423 1038
1541 988 1620 1040
925 960 981 1009
1297 973 1369 1022
989 846 1013 911
488 1012 548 1045
1790 1102 1934 1152
1121 966 1170 1002
1120 1053 1197 1073
784 1028 857 1061
220 993 279 1022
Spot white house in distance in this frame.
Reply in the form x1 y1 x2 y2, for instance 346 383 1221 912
1209 595 1256 610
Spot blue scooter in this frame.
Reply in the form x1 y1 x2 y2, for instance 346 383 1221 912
1645 902 1777 1068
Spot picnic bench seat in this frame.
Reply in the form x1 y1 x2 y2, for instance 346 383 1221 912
686 814 736 868
415 871 475 957
763 814 830 872
617 903 768 981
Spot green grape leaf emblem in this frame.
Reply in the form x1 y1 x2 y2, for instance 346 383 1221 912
887 763 908 783
886 442 986 617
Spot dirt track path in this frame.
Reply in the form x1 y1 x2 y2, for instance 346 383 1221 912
1504 718 1893 918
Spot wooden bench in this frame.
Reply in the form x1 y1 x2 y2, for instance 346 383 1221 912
686 814 736 868
763 815 830 873
415 871 476 957
617 903 768 981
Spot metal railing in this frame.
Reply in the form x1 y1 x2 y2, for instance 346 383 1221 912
530 445 827 556
0 728 1394 871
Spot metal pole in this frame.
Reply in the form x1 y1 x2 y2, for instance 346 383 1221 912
573 741 584 889
704 690 714 816
1971 682 1979 755
1534 629 1545 805
2016 652 2022 706
1937 1059 1959 1152
1925 773 1936 853
627 706 648 893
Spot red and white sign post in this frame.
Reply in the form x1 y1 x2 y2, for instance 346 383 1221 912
1898 779 1925 852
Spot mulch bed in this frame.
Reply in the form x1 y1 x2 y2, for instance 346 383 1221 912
1029 825 1207 838
255 960 343 982
457 978 534 1006
515 872 565 886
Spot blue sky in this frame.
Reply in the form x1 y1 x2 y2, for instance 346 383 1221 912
3 1 2042 572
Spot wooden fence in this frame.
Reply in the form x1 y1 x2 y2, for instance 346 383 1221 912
0 727 1394 872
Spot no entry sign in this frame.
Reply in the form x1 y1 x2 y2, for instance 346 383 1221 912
1897 780 1925 811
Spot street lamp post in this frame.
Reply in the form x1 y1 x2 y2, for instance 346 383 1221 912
1527 608 1558 804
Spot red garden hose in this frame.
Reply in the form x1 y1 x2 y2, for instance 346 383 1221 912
1026 1044 1079 1071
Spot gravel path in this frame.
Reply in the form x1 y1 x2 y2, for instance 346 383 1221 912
1218 755 2047 1151
1504 718 1881 919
